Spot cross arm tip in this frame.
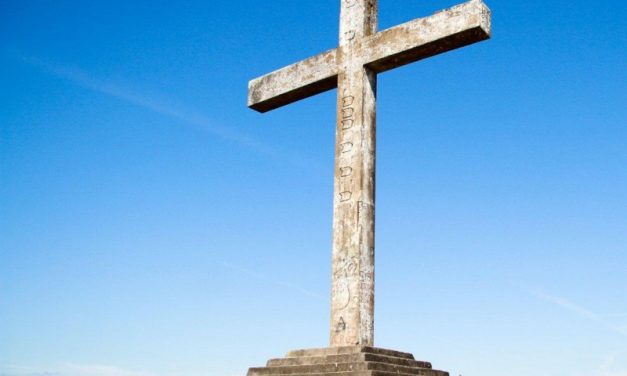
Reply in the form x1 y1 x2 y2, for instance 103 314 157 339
247 49 339 114
247 78 272 113
473 0 492 38
362 0 492 74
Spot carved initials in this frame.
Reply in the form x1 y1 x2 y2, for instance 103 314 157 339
342 119 354 130
339 191 352 202
342 107 354 119
336 317 347 332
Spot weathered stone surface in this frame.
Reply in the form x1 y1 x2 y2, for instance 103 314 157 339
248 0 491 349
248 0 491 113
248 49 338 113
267 353 432 369
330 0 378 348
361 0 491 73
247 347 446 376
287 346 415 360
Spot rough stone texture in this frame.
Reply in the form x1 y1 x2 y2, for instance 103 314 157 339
330 0 378 348
247 346 448 376
248 49 338 113
247 0 492 348
248 0 491 113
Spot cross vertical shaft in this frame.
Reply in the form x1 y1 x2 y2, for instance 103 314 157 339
248 0 492 350
330 0 378 347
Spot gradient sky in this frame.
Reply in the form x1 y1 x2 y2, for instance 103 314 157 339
1 1 626 376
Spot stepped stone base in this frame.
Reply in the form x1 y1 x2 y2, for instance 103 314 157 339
247 346 449 376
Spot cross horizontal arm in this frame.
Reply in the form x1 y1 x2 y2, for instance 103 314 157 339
247 0 491 114
361 0 491 73
248 49 338 113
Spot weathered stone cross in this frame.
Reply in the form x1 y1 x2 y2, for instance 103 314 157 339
248 0 491 347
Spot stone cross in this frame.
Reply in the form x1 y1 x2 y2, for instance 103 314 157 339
248 0 491 347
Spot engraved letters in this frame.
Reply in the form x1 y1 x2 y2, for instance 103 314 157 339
336 317 346 332
338 89 356 205
342 107 354 119
340 191 352 202
342 119 354 130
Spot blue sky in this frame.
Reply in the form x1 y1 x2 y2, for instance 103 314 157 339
1 0 626 375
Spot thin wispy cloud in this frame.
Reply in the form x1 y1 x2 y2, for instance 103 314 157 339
1 363 156 376
592 352 627 376
218 260 325 301
4 51 324 173
528 288 627 338
599 353 617 371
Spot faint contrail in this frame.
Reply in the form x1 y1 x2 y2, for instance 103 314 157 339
6 51 324 173
528 288 627 338
218 261 325 301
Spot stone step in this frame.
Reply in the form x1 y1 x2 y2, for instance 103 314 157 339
249 362 369 375
248 371 447 376
371 371 447 376
249 361 443 376
267 354 359 367
267 353 431 369
365 354 431 369
368 362 443 375
286 346 415 360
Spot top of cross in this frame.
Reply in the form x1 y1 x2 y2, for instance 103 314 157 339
248 0 491 113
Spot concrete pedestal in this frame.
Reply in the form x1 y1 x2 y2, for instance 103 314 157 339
247 346 448 376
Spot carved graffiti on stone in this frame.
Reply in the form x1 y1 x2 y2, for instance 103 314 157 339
341 91 356 131
339 191 352 202
342 94 355 107
342 107 354 119
333 248 359 310
336 316 347 332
